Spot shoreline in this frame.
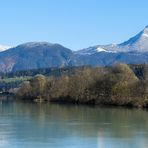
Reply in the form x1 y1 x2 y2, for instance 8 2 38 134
1 94 147 110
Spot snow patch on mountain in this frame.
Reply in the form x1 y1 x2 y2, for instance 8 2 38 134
143 33 148 38
75 46 117 55
0 45 12 52
18 42 54 48
96 47 106 52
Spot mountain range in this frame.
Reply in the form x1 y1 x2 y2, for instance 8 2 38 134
0 26 148 72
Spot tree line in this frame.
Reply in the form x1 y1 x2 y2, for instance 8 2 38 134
0 66 89 78
16 63 148 108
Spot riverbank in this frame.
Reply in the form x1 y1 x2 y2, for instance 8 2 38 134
0 93 147 109
0 94 15 102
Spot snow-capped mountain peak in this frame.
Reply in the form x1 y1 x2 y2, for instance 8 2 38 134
76 25 148 55
142 26 148 37
117 26 148 52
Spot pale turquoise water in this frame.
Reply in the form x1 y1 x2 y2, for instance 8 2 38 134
0 101 148 148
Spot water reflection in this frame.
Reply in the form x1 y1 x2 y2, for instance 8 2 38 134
0 101 148 148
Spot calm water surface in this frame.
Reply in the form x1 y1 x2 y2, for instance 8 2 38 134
0 101 148 148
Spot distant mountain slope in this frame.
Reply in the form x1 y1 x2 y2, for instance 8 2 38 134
0 42 73 72
74 26 148 66
74 52 148 66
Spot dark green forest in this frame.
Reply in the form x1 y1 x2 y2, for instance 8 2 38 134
16 64 148 108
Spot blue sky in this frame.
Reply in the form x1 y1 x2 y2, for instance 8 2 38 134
0 0 147 50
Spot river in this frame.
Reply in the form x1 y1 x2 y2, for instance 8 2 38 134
0 101 148 148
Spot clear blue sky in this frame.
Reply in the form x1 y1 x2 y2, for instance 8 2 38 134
0 0 147 50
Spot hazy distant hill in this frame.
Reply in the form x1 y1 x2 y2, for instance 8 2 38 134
0 42 73 72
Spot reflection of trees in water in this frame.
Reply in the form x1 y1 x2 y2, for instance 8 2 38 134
0 95 13 101
0 101 148 142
